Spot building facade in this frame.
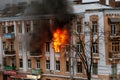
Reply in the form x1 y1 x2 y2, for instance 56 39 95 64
0 0 120 80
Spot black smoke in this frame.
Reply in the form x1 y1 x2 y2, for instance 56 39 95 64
24 0 74 53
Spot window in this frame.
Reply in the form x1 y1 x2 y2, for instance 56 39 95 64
26 24 31 32
3 42 6 50
92 21 98 33
110 24 116 36
77 42 82 52
10 42 14 51
11 58 14 67
77 62 82 73
36 60 40 69
19 59 23 68
111 63 117 75
2 26 6 34
18 24 22 33
56 61 60 70
18 42 22 51
66 61 70 72
46 42 50 52
112 41 119 52
28 59 31 68
76 22 82 33
92 63 98 75
66 45 70 52
46 60 50 69
92 42 98 53
8 25 14 33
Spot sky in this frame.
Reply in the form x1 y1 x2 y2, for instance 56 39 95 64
0 0 120 10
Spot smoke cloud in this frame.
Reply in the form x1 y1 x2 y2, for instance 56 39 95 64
24 0 74 53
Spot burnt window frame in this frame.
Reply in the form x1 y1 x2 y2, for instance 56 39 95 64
46 42 50 52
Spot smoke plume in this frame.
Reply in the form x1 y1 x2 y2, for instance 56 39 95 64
24 0 74 53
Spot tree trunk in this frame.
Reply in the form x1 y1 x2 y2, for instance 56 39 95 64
87 72 91 80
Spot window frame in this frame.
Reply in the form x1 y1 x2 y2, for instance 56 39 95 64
110 24 116 36
28 59 31 69
26 23 31 33
77 62 82 73
46 60 50 69
11 58 14 67
56 61 60 71
76 21 82 33
76 42 82 52
18 42 22 51
111 63 117 75
92 63 98 75
18 24 22 33
112 41 120 52
10 42 14 51
8 25 14 33
46 42 50 52
66 61 70 72
19 59 23 68
2 26 6 34
3 42 6 50
36 60 40 69
92 42 98 53
92 21 98 33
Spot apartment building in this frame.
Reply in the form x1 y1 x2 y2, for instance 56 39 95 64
72 5 120 80
0 0 120 80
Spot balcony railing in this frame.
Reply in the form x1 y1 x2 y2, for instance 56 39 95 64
4 66 16 70
30 52 42 57
109 31 120 38
92 53 100 59
32 69 42 74
4 50 15 56
109 52 120 59
109 74 118 80
3 33 15 39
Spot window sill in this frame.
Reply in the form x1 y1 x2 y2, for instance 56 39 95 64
36 68 40 70
76 72 82 74
55 70 60 72
65 72 70 74
28 68 32 70
46 69 50 71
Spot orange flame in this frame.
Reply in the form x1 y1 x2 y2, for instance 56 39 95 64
53 29 67 52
